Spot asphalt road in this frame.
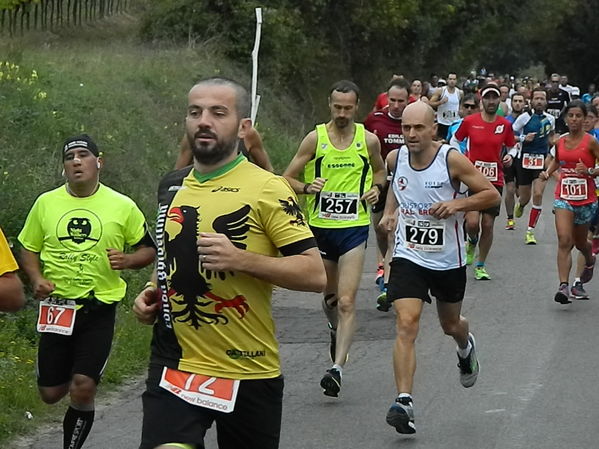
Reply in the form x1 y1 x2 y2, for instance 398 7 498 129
12 182 599 448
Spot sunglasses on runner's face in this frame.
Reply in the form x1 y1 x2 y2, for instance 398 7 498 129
464 104 477 109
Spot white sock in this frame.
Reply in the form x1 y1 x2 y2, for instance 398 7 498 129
575 277 581 284
332 364 343 378
398 392 412 400
457 340 472 358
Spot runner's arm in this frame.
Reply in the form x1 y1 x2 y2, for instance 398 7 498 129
428 88 446 108
19 248 55 298
198 233 326 292
430 150 500 219
282 131 319 194
362 131 387 204
379 149 399 233
244 127 274 172
0 272 25 312
133 270 159 325
174 135 193 169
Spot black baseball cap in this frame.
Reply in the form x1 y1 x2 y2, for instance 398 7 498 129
62 134 100 159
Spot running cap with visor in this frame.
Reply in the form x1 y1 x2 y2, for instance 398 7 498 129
480 84 501 98
62 134 100 159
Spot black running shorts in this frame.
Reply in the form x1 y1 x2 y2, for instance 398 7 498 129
387 257 466 304
37 301 116 387
514 156 543 186
140 364 284 449
468 185 503 217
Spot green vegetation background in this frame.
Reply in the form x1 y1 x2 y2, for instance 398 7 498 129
0 15 311 443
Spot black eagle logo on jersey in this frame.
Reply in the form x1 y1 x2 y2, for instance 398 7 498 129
279 197 306 226
166 204 251 329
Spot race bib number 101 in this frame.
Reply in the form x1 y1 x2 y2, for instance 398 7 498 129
560 177 588 201
37 298 77 336
159 367 240 413
319 191 359 220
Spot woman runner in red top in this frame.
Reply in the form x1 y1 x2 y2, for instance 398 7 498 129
541 100 599 303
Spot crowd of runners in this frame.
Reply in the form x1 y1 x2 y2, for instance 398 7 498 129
1 69 599 448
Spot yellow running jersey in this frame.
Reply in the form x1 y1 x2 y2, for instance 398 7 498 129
304 123 373 228
0 227 18 276
152 155 315 380
18 184 148 303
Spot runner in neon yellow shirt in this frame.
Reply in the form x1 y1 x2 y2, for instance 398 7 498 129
18 134 156 449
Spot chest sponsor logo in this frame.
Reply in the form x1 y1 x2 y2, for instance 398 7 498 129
494 124 505 134
396 176 408 191
212 186 240 192
226 349 266 359
383 134 405 145
56 209 103 252
425 181 443 189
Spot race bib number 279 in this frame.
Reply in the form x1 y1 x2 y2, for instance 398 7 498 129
404 218 445 252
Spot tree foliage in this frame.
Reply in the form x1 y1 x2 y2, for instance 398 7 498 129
138 0 599 96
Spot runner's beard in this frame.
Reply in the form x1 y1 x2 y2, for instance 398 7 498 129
334 117 349 129
189 131 239 165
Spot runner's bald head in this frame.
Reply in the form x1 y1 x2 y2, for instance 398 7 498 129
190 77 251 119
402 101 435 125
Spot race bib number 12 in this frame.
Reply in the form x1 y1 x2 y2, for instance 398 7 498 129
37 298 77 336
159 367 240 413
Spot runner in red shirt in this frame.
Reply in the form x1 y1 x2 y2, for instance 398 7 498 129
364 78 410 304
540 100 599 303
453 83 517 280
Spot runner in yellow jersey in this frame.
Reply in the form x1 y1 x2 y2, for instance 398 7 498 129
283 80 386 397
133 77 326 449
18 135 156 449
0 226 25 311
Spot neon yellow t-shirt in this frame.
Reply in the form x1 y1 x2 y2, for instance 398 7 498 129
18 184 147 303
0 227 18 276
152 156 315 380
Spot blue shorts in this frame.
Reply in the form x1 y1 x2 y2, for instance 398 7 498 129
553 199 598 225
310 225 369 262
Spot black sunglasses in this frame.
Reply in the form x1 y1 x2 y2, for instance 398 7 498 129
463 104 477 109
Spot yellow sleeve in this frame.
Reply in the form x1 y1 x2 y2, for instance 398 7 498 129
123 201 149 246
0 227 19 276
257 176 314 250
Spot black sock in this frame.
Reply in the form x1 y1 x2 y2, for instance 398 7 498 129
63 406 95 449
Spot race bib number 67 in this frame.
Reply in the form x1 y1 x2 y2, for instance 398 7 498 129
159 367 240 413
37 298 77 336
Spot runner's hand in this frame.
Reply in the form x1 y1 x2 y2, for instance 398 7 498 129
575 159 588 174
361 187 380 205
198 232 242 272
33 278 55 299
430 201 458 219
307 177 326 194
524 132 537 142
379 214 397 233
502 154 513 168
133 287 159 325
107 248 130 270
